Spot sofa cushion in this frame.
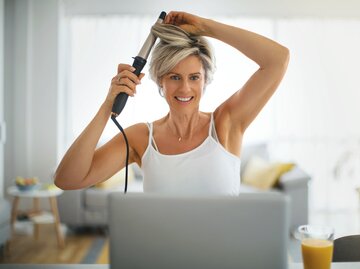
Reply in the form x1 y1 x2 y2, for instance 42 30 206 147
0 199 11 245
85 181 144 210
278 166 311 190
242 156 294 190
85 188 122 210
84 210 108 225
240 143 269 177
94 166 134 189
0 199 11 223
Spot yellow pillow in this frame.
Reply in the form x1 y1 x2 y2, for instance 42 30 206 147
242 156 294 190
95 167 134 189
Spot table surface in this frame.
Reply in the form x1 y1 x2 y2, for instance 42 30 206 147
0 263 358 269
7 186 63 198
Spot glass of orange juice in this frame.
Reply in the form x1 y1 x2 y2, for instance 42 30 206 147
296 225 334 269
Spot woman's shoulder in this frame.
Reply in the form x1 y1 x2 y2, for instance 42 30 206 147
123 122 150 165
126 122 150 137
127 122 149 130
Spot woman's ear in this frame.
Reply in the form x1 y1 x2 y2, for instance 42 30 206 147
158 87 164 97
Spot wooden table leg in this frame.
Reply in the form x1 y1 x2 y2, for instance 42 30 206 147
4 240 11 257
49 197 65 248
33 197 40 239
34 223 40 240
10 196 20 239
33 197 40 214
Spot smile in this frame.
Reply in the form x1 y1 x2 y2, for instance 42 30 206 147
175 96 193 102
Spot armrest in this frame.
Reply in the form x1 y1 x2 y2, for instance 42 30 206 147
277 165 311 190
276 165 311 232
57 189 85 225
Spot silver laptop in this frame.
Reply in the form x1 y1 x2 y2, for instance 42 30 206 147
109 192 289 269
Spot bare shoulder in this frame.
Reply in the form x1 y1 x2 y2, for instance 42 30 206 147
126 122 149 134
125 122 150 165
213 106 243 157
213 105 231 137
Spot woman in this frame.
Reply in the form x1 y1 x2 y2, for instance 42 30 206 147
54 11 289 194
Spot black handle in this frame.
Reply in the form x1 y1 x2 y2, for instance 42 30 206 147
111 56 147 117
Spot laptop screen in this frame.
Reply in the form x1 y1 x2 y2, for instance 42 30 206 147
109 192 289 269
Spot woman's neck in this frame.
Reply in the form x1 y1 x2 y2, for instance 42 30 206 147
166 111 202 142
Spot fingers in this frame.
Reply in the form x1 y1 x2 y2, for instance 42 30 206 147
117 63 135 74
164 11 205 35
138 73 145 80
117 63 144 83
112 75 140 97
113 78 137 96
165 11 186 25
108 65 145 101
116 69 141 84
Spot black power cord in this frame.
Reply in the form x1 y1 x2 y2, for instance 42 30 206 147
109 12 166 194
111 115 129 193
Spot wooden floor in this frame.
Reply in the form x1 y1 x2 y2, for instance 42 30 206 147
2 209 359 264
0 224 109 264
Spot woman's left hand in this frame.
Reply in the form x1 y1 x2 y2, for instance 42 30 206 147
164 11 207 36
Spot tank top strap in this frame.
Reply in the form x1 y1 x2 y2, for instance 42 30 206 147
147 122 159 152
209 113 219 142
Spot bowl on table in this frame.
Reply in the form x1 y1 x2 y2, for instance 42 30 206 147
15 177 41 192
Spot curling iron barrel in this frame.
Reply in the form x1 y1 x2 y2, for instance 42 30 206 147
111 11 166 117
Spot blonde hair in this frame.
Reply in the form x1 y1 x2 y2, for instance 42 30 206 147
149 23 215 92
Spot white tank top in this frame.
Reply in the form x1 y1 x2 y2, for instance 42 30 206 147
141 114 241 195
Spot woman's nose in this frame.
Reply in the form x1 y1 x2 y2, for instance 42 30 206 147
179 80 191 92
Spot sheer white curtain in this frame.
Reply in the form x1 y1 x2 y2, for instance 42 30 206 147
66 15 360 212
271 19 360 213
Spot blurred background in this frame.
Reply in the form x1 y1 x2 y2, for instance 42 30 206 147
2 0 360 230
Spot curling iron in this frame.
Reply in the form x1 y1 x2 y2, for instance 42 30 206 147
111 11 167 117
111 11 166 193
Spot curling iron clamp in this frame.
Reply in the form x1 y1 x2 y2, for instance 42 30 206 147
111 11 167 117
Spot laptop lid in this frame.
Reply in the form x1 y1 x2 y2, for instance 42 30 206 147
109 192 289 269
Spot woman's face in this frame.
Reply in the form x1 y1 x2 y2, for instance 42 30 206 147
160 55 205 113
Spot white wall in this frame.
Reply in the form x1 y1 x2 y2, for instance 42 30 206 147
4 0 360 197
63 0 360 18
4 0 60 195
3 0 13 198
0 0 4 198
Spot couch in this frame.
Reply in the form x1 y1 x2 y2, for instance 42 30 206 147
57 143 311 233
239 143 310 232
0 198 11 251
57 165 143 228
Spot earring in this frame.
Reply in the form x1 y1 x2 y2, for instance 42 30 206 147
158 87 164 97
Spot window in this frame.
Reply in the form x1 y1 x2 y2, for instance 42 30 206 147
65 15 360 212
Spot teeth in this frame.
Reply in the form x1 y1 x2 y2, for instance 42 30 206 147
176 97 192 102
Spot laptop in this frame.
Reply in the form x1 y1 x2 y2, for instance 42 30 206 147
109 192 289 269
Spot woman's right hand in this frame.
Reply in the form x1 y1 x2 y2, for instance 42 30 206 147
105 64 145 105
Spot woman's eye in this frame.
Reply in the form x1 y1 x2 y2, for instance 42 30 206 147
170 75 180 80
190 75 200 81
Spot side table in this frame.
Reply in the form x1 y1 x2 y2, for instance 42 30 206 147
7 186 65 248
